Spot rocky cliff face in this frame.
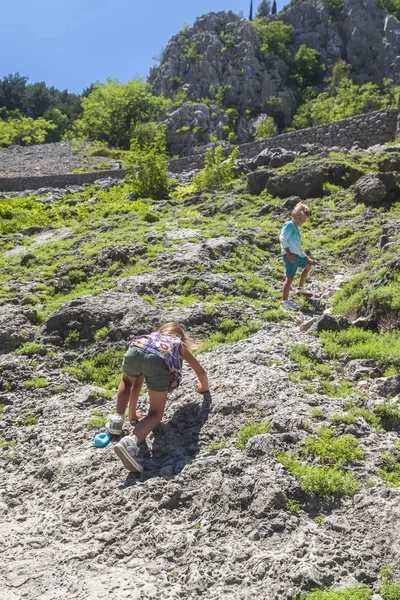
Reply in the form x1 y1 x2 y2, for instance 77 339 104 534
149 11 294 117
149 0 400 155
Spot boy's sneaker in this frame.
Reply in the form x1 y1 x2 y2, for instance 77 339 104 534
280 300 297 310
295 287 313 297
106 414 125 435
114 435 143 473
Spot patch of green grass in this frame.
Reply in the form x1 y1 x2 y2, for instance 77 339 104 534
23 415 38 426
207 437 227 452
377 451 400 487
311 407 324 419
296 585 372 599
314 515 324 525
285 499 300 513
235 421 271 450
0 438 16 449
63 349 125 389
379 564 400 600
87 417 107 430
277 451 360 497
302 427 366 465
142 294 156 307
374 399 400 429
16 342 41 356
24 377 49 389
329 412 356 425
320 328 400 370
93 327 108 341
200 321 263 352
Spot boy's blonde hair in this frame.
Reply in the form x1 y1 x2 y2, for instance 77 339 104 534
158 321 197 350
292 202 310 217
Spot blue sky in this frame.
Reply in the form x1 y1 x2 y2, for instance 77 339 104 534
1 0 284 94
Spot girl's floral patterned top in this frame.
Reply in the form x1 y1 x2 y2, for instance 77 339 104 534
130 332 183 392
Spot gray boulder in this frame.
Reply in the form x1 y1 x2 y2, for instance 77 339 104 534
266 166 325 199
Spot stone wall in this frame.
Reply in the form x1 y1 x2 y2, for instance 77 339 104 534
0 108 398 191
0 170 125 193
168 108 399 173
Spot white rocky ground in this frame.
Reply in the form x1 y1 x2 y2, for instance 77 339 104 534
1 304 399 599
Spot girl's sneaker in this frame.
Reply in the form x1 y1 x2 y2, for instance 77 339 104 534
106 414 125 435
114 435 143 473
280 300 297 310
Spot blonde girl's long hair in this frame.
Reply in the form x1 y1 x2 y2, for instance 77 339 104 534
158 321 198 350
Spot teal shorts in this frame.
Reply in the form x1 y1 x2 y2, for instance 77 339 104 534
283 254 309 277
122 346 169 392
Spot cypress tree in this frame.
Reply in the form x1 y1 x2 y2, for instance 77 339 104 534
249 0 253 20
272 0 277 14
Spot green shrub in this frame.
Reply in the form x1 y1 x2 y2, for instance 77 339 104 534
286 499 300 513
0 113 57 147
255 117 276 140
16 342 41 356
302 427 366 465
251 19 294 58
192 145 239 191
377 451 400 487
94 327 108 341
278 451 360 497
379 564 400 600
235 421 271 450
127 128 169 199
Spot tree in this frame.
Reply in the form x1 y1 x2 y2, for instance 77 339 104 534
0 73 28 113
72 79 171 148
272 0 277 14
249 0 253 20
256 0 271 17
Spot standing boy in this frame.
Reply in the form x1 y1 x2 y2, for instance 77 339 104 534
279 202 316 310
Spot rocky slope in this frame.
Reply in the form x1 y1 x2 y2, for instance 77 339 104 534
1 141 400 599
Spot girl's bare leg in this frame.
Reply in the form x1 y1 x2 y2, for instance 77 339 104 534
128 375 145 421
115 374 135 416
130 390 168 444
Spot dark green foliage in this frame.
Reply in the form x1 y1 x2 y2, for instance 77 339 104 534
257 0 271 17
293 45 325 89
321 0 345 17
381 0 400 19
291 62 400 129
249 0 253 20
272 0 277 14
0 72 82 124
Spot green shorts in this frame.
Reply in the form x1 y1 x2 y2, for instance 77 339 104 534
122 346 169 392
